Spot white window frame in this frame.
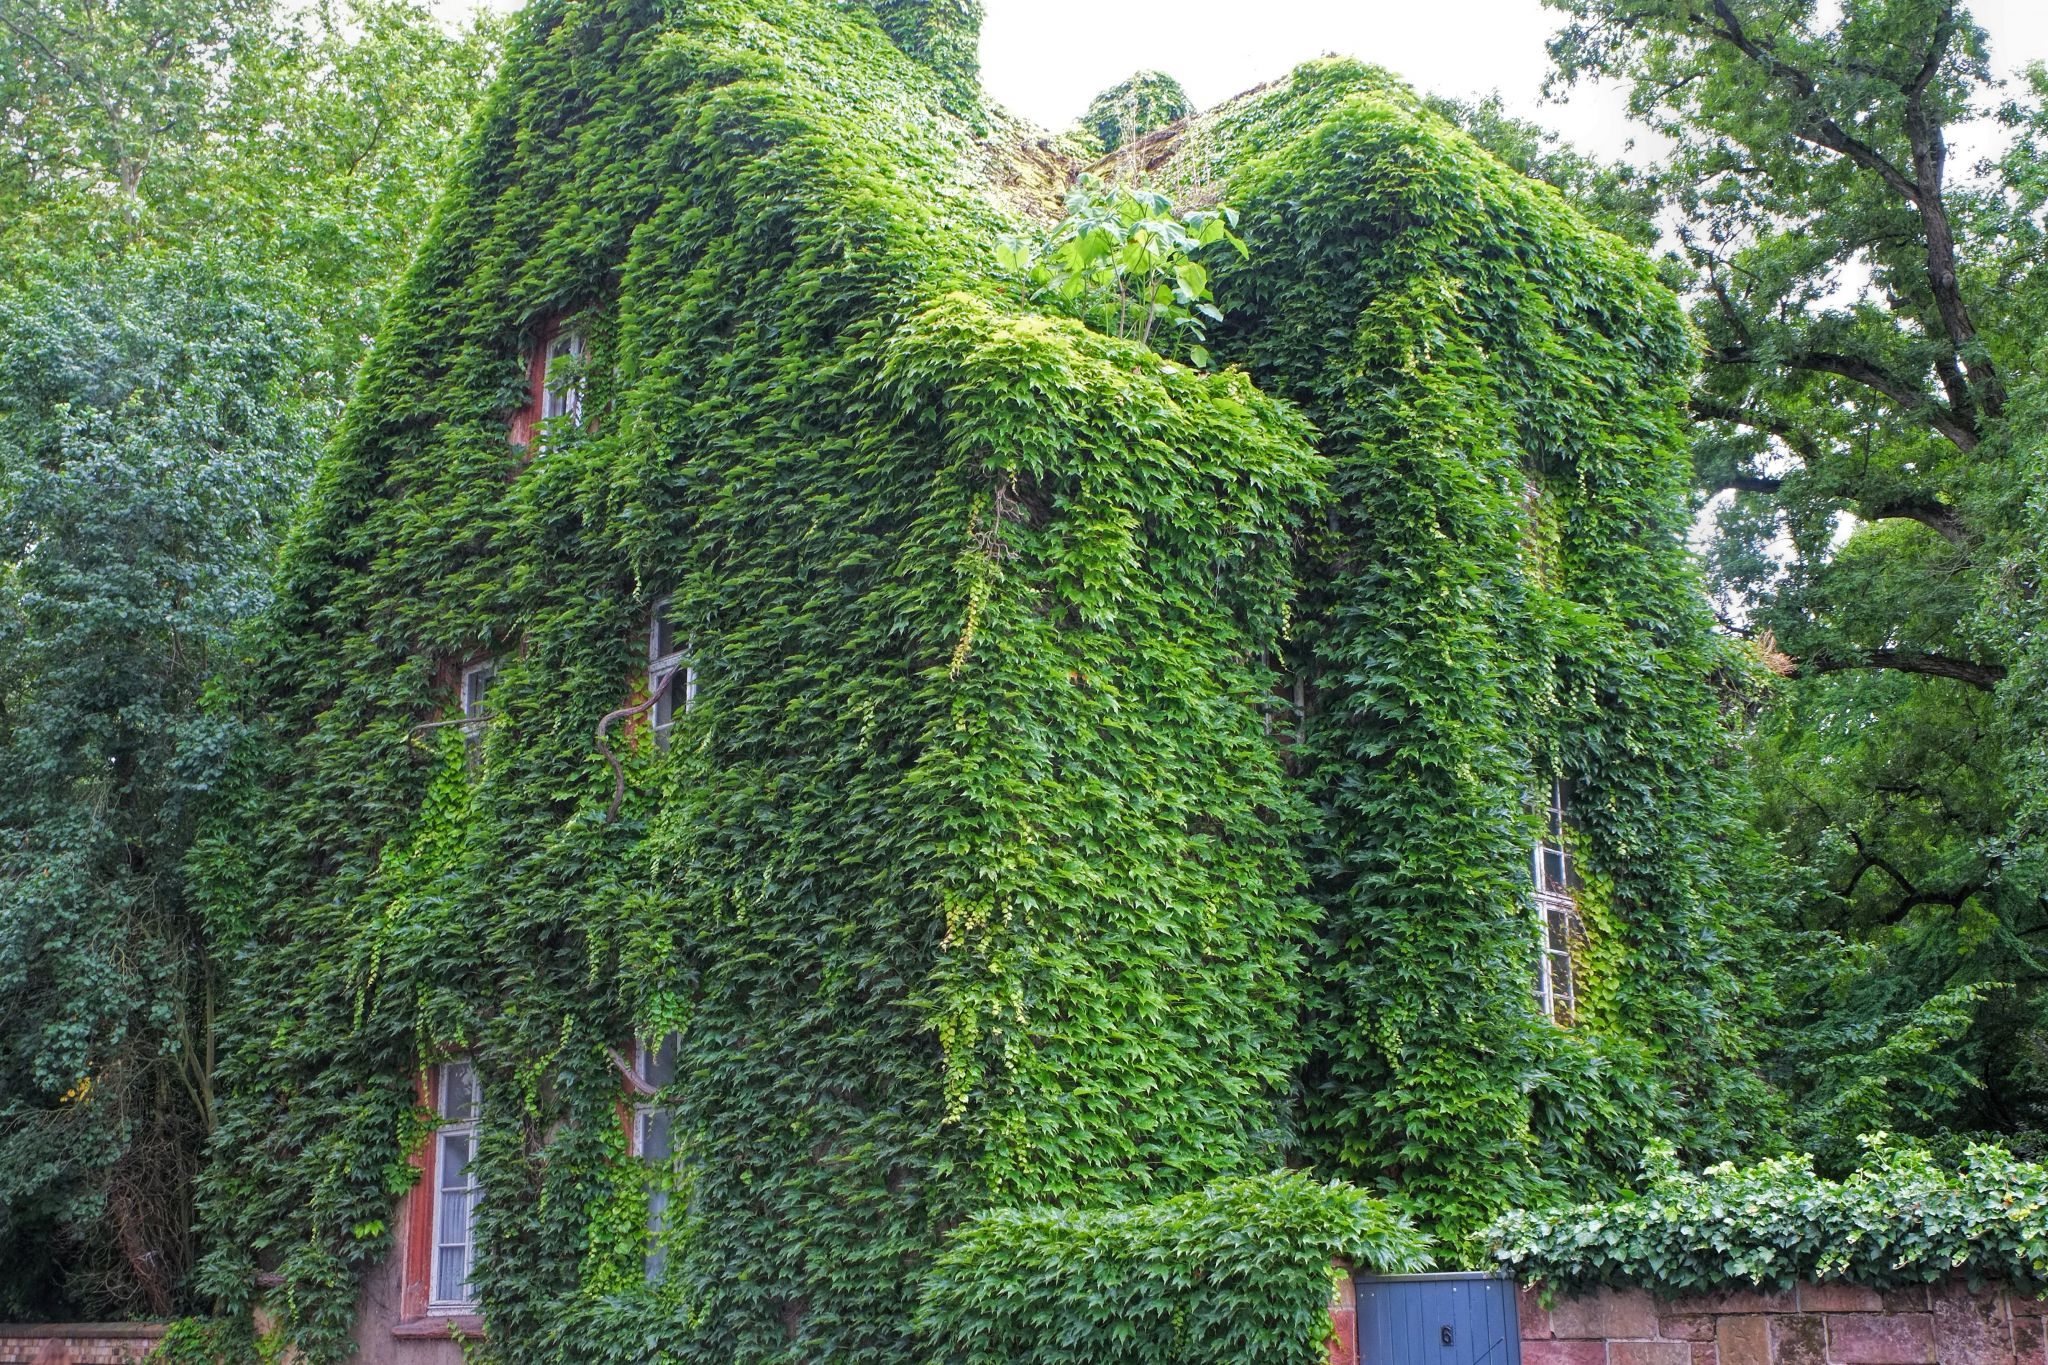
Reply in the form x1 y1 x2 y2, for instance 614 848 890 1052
460 660 495 724
1533 777 1582 1026
428 1059 481 1312
632 1034 679 1282
459 660 496 753
648 599 694 744
540 331 585 425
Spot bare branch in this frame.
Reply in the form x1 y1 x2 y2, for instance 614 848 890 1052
1796 648 2005 690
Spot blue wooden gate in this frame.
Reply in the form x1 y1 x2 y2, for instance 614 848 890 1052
1355 1272 1522 1365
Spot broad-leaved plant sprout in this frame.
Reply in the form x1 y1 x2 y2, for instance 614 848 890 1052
998 174 1246 368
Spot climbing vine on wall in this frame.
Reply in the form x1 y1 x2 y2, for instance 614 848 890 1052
187 5 1773 1361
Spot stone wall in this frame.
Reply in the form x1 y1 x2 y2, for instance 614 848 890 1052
0 1324 165 1365
1521 1282 2048 1365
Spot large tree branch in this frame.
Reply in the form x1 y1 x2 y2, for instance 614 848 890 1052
1899 5 2003 417
1791 351 1979 451
1689 0 2000 423
1689 394 1819 463
1798 648 2004 690
1861 495 1967 544
1699 0 1923 200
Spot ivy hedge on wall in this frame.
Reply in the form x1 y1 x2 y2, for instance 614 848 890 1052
917 1171 1431 1365
184 0 1773 1359
1486 1140 2048 1296
1174 59 1783 1241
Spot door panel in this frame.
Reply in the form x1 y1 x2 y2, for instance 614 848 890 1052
1357 1273 1522 1365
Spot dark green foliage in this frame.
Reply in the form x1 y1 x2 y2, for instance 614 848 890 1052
1082 71 1194 152
193 0 1321 1358
0 0 502 393
0 254 315 1317
1538 0 2048 1153
1166 58 1781 1243
188 9 1761 1359
1486 1140 2048 1295
916 1171 1433 1365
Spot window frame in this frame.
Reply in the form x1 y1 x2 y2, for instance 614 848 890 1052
540 330 585 425
631 1034 679 1282
427 1059 481 1313
647 599 694 744
1532 777 1583 1026
460 660 495 724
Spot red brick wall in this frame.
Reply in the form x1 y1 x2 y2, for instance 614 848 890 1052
0 1324 165 1365
1520 1281 2048 1365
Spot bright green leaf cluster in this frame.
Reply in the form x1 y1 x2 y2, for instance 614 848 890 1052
998 174 1246 367
917 1171 1433 1365
1485 1138 2048 1295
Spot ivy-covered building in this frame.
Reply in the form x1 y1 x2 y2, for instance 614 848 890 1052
192 0 1773 1359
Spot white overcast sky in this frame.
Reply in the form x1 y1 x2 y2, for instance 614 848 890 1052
977 0 2047 163
442 0 2046 165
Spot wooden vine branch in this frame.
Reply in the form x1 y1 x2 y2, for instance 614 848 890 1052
405 713 493 751
594 663 679 821
606 1044 656 1096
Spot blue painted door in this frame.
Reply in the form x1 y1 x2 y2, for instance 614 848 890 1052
1356 1273 1522 1365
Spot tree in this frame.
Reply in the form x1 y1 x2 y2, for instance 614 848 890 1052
1081 70 1193 153
0 256 315 1315
0 0 502 1314
0 0 503 392
1540 0 2048 1148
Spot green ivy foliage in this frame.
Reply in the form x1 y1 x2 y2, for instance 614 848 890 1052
1081 71 1193 152
1485 1139 2048 1295
1168 58 1785 1240
191 0 1321 1358
916 1171 1432 1365
186 6 1771 1359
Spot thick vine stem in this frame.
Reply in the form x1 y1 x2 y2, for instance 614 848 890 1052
594 663 678 820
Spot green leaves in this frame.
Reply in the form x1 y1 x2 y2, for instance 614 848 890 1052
998 174 1247 367
918 1172 1432 1365
1486 1138 2048 1295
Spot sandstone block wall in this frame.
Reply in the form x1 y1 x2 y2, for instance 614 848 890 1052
0 1324 165 1365
1522 1282 2048 1365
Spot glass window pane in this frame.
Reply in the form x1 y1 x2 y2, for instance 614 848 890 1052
439 1186 471 1233
441 1064 477 1121
640 1109 672 1162
439 1133 471 1186
436 1244 468 1301
640 1033 678 1089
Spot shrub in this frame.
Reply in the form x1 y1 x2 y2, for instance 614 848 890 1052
1082 71 1193 151
916 1171 1432 1365
1484 1138 2048 1295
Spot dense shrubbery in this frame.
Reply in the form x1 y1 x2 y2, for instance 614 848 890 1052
917 1172 1432 1365
1485 1139 2048 1295
1081 70 1193 151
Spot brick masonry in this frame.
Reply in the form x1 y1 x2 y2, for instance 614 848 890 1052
1515 1281 2048 1365
0 1325 166 1365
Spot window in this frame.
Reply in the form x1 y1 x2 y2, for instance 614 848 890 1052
540 331 584 424
461 660 495 724
648 599 694 744
430 1060 481 1310
632 1034 679 1282
459 660 496 754
1532 778 1582 1025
